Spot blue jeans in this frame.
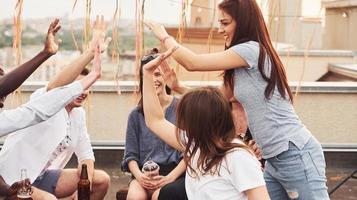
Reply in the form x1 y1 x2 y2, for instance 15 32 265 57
264 137 329 200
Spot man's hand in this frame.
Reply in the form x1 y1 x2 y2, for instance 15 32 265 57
89 15 111 53
43 19 62 55
2 178 31 199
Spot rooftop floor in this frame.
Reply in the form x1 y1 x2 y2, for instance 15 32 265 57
63 150 357 200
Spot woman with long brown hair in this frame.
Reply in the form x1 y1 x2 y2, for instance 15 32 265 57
142 48 269 200
121 48 187 200
145 0 329 199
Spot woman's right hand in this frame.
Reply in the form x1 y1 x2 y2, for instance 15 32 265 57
136 173 158 190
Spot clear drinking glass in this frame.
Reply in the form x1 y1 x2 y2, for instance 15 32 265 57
142 160 160 177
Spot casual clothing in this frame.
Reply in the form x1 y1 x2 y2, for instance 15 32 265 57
32 169 61 195
122 97 186 200
231 41 311 158
121 97 181 171
230 41 328 199
264 137 329 199
159 176 187 200
0 87 94 186
0 81 83 137
185 139 265 200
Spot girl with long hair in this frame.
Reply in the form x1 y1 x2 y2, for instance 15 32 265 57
142 48 270 200
145 0 329 199
121 48 187 200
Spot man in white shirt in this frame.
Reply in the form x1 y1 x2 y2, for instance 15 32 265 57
0 16 111 199
0 16 110 137
0 68 110 200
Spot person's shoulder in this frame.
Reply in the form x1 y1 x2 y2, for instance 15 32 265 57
171 96 179 107
232 40 259 49
227 139 255 160
73 107 85 113
128 106 143 119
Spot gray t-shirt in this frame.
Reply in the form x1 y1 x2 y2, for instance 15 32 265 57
231 41 311 158
121 97 181 172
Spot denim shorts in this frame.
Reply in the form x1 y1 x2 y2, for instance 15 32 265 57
264 136 329 199
32 169 61 195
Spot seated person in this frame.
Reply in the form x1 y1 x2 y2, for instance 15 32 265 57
121 48 187 200
0 19 81 136
0 20 111 199
0 16 111 137
141 48 270 200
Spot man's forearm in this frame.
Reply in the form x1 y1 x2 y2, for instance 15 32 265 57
47 50 94 91
0 50 52 97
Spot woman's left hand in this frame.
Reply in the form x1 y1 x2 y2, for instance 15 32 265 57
144 20 170 41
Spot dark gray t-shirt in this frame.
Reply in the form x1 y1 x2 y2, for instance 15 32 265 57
121 97 181 172
231 41 311 158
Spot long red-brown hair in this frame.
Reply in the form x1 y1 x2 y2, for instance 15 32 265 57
219 0 293 102
175 87 249 177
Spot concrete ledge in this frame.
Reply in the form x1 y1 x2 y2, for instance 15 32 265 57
2 140 357 152
18 81 357 93
278 49 357 57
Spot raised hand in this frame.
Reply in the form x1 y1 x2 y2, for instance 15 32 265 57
143 46 179 72
43 18 62 55
160 60 178 89
144 20 170 41
89 15 112 53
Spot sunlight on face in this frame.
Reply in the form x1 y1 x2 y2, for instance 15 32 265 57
218 9 237 47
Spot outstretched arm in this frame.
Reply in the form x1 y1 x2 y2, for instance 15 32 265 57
0 19 61 97
0 43 102 137
47 15 111 91
145 20 248 72
143 48 185 152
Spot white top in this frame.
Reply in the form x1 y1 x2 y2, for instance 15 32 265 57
185 140 265 200
0 81 83 137
0 87 94 185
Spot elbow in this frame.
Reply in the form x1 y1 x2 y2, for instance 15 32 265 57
180 56 200 72
144 118 154 130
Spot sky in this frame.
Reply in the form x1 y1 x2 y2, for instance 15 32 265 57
0 0 322 24
0 0 187 24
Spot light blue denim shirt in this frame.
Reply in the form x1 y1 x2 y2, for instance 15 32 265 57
121 97 182 172
231 41 311 158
